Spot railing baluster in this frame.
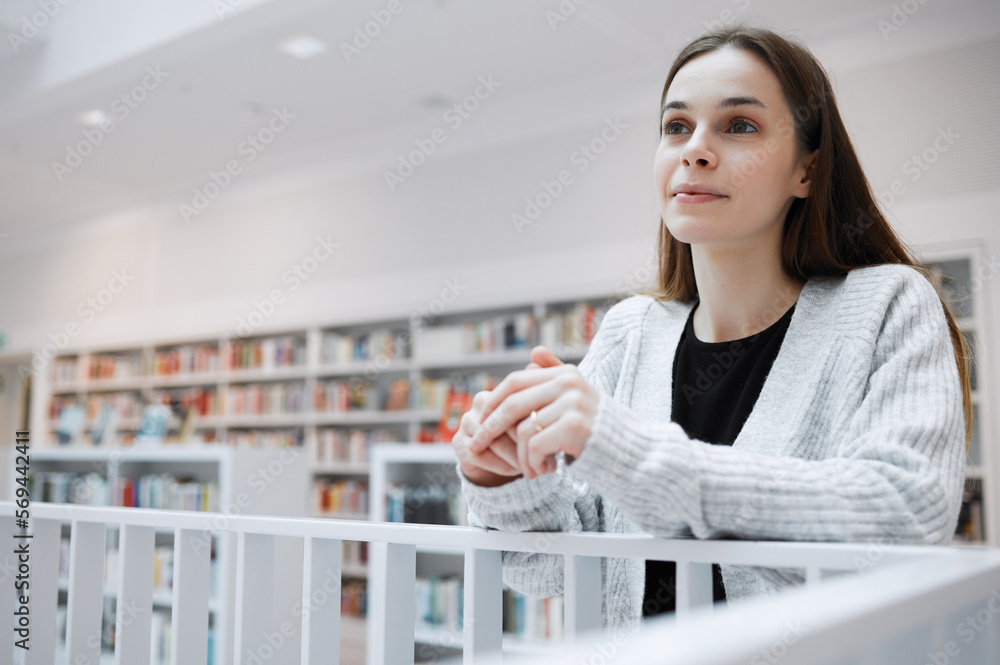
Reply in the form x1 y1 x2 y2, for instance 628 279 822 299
171 528 212 665
235 532 275 664
66 520 106 665
371 542 416 665
301 536 342 665
564 554 602 640
25 518 60 665
115 524 155 665
675 560 713 619
463 547 502 662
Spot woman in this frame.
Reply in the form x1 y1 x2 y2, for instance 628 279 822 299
452 23 972 629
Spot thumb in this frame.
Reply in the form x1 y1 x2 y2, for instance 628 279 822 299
530 345 563 368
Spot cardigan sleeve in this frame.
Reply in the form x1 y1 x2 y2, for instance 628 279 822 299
456 296 643 599
567 270 967 551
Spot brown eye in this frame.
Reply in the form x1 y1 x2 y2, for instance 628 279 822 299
662 120 688 135
730 118 758 134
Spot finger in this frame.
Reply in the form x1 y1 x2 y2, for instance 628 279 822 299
471 376 567 453
518 414 532 478
458 409 481 436
526 411 565 479
477 366 571 429
467 447 521 477
521 398 569 478
491 434 522 472
531 345 564 367
472 390 491 410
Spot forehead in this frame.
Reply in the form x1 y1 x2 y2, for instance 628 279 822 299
665 47 785 113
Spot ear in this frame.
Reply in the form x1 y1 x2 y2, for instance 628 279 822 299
793 149 819 199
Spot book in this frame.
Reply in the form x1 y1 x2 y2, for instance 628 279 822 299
136 404 171 444
55 404 86 445
437 388 472 443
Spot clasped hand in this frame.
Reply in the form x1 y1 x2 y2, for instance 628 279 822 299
452 345 599 483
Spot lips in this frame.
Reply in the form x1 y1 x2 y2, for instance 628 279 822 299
672 183 725 197
674 192 725 203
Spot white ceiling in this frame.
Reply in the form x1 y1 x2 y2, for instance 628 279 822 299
0 0 997 235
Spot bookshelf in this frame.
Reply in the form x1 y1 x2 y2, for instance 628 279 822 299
14 445 309 665
28 291 617 665
368 443 564 665
916 240 996 547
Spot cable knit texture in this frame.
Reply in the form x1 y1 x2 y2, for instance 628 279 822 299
457 264 967 629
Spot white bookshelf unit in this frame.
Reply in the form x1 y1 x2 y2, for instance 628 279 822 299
367 443 564 665
916 239 997 547
16 444 309 665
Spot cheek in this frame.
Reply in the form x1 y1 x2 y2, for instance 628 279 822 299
653 149 675 196
729 145 788 192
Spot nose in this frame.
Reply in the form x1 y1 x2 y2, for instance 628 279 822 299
680 128 716 168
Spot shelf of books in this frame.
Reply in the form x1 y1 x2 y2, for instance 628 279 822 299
368 443 565 664
917 241 996 547
34 294 614 457
16 445 309 665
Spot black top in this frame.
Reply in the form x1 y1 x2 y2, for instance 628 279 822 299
642 297 797 618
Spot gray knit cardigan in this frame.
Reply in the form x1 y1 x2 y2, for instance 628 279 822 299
456 264 967 629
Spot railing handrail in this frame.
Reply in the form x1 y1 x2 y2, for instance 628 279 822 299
474 544 1000 665
1 501 969 569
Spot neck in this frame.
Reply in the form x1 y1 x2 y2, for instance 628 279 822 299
689 242 805 344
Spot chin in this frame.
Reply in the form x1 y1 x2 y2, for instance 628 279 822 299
662 217 727 243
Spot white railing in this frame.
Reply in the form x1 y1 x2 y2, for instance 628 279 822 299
3 501 999 665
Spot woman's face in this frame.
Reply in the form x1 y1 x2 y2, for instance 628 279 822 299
654 46 817 248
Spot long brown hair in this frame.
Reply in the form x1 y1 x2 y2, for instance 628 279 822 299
635 23 973 451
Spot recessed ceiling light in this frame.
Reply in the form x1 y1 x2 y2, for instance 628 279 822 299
275 34 328 59
78 109 111 126
243 102 266 122
418 94 453 109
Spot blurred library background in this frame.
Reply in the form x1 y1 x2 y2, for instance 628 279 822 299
0 1 997 664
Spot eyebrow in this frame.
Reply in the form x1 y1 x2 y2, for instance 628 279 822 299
661 96 768 118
